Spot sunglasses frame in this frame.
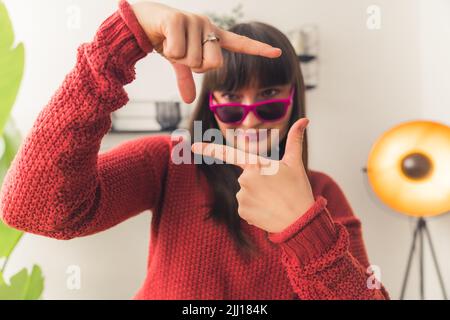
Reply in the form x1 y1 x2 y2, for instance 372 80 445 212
209 86 295 124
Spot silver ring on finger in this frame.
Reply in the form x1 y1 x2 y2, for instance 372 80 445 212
202 32 220 46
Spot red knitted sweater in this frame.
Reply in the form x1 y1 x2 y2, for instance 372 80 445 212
0 0 389 300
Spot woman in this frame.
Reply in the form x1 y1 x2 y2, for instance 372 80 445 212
0 0 389 299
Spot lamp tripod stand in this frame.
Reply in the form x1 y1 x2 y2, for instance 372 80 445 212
400 217 448 300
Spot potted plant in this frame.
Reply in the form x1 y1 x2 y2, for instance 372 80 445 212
0 0 44 300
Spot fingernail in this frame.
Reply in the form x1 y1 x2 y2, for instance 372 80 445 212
191 142 201 153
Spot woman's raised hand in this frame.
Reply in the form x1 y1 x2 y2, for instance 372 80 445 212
191 118 315 234
131 1 282 103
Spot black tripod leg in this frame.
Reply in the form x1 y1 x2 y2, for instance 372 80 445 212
419 219 424 300
400 219 421 300
423 221 448 300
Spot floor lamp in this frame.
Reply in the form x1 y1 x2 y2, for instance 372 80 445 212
365 120 450 300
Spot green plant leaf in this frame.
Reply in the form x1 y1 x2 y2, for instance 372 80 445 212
0 1 25 136
0 1 14 49
0 119 23 260
0 118 22 183
0 265 44 299
0 221 23 260
0 1 42 301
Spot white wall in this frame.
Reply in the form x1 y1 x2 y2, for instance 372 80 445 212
2 0 449 299
416 0 450 300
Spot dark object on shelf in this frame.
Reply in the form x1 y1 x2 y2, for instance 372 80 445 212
305 84 317 90
156 101 182 131
301 58 319 91
298 54 317 63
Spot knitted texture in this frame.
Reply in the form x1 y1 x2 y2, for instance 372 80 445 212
0 0 389 300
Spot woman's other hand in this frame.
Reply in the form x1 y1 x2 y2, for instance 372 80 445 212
131 1 282 103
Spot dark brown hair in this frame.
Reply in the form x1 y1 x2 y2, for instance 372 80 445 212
188 21 308 256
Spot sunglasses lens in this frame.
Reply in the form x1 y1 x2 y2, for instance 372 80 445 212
255 102 286 121
215 106 245 123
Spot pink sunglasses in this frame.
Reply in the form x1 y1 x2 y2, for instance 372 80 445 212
209 86 295 124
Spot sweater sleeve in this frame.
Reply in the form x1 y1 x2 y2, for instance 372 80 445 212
0 0 170 240
268 172 391 300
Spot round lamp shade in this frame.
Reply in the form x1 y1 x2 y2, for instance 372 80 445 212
367 120 450 217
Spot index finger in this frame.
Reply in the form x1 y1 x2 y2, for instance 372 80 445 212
215 29 282 59
191 142 264 168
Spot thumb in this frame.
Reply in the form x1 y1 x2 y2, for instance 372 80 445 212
170 61 196 104
282 118 309 167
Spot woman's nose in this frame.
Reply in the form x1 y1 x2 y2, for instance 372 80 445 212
240 109 261 128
